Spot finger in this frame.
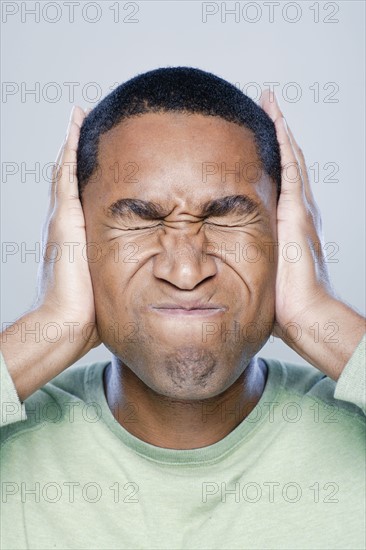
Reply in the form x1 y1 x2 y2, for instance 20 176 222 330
283 122 317 206
47 135 66 215
47 137 65 221
41 106 85 248
55 105 85 203
261 91 303 198
260 91 314 205
47 106 78 219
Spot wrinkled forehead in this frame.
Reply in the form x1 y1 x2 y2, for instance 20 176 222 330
97 111 261 164
84 112 276 214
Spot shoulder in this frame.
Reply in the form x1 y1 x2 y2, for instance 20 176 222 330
262 357 365 422
0 360 109 447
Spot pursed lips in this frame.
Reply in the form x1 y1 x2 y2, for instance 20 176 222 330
149 302 228 316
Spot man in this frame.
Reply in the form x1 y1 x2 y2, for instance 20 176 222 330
1 67 365 550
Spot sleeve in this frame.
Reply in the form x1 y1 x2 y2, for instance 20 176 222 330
334 333 366 414
0 351 27 428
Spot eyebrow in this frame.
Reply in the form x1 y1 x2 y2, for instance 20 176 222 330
106 194 261 221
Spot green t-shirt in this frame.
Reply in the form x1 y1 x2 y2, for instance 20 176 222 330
1 336 365 550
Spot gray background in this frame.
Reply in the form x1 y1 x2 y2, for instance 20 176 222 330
1 0 365 368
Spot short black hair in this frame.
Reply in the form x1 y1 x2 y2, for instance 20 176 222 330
77 66 281 199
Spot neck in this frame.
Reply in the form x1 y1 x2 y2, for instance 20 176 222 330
104 356 267 450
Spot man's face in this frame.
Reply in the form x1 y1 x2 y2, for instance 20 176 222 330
82 112 278 400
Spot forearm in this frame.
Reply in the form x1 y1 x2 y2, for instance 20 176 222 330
282 298 366 381
0 307 93 402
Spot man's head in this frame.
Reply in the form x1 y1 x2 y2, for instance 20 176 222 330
77 66 281 198
77 67 281 401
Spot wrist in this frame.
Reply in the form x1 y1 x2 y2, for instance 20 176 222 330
0 308 98 402
280 297 366 381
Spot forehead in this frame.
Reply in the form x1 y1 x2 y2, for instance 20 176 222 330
85 112 273 211
97 111 259 164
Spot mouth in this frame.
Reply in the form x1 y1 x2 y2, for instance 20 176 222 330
149 303 228 317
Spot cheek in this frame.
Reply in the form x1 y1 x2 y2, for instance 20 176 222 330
250 247 277 297
233 240 277 328
217 229 277 284
235 250 276 340
87 248 132 315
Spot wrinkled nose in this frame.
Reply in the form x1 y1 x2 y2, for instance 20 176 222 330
152 229 218 290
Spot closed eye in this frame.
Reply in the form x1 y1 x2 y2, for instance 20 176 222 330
205 221 230 226
204 220 255 228
128 225 161 230
108 223 163 231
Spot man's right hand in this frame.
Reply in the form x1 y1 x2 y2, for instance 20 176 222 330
0 106 101 402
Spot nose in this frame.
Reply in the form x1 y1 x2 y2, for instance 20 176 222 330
153 228 218 290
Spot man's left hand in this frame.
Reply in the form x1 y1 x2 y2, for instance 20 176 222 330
260 90 365 381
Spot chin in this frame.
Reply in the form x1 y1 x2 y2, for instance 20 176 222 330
146 367 239 403
147 379 227 402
